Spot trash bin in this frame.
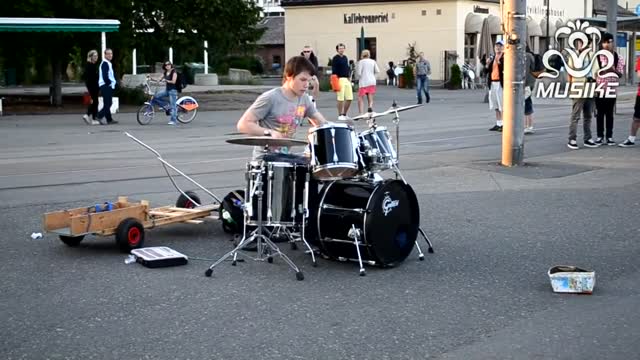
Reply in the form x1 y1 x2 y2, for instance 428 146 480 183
4 68 17 86
183 63 206 85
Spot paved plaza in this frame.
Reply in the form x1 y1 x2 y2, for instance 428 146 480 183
1 85 639 359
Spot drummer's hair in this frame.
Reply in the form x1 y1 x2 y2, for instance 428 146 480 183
283 56 317 80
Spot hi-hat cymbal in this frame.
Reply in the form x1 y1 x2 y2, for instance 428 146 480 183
226 136 308 147
349 104 423 121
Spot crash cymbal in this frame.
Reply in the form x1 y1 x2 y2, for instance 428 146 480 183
226 136 308 147
384 104 423 113
349 111 390 121
348 104 423 121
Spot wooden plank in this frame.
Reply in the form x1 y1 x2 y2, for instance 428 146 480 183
69 204 148 235
149 209 214 227
149 210 179 217
43 206 92 231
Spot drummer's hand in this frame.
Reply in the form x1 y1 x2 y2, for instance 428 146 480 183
270 130 288 139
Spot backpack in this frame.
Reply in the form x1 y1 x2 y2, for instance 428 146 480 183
219 190 245 234
174 70 187 93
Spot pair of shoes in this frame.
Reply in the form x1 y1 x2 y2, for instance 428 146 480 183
165 109 171 116
107 120 119 125
167 121 177 125
606 138 616 146
618 139 635 147
567 140 579 150
497 126 503 132
98 118 107 125
583 139 600 148
426 97 431 103
594 137 603 145
489 125 501 131
417 100 422 105
337 115 347 121
90 120 100 125
524 127 535 134
82 114 91 125
367 107 373 113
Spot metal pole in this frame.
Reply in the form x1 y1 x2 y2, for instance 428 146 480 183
501 0 526 166
546 0 550 50
204 41 209 75
607 0 618 48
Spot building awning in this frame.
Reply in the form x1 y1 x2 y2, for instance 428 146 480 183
540 18 557 37
487 15 501 35
577 16 640 32
0 17 120 32
527 17 543 37
465 13 483 34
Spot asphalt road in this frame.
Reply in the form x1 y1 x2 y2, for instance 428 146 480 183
1 86 639 359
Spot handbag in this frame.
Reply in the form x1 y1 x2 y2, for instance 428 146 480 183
330 74 341 92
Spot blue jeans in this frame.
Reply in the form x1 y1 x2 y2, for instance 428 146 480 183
416 75 430 103
153 89 178 122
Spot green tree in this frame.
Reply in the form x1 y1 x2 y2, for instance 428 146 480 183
1 0 263 106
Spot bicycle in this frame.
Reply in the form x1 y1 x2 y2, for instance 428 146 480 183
136 77 199 125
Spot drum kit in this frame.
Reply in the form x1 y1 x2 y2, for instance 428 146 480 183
205 103 434 280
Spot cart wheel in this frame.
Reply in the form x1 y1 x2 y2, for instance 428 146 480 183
59 235 85 247
115 218 145 253
176 191 200 208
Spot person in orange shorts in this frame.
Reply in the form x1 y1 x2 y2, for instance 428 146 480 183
356 49 380 114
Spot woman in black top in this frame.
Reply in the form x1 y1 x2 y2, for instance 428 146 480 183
83 50 100 125
151 61 179 125
301 46 319 102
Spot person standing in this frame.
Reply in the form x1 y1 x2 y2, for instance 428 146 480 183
485 40 504 132
356 49 379 114
82 50 100 125
301 46 319 103
151 61 179 125
97 48 117 125
593 32 625 145
524 46 538 134
332 43 353 120
566 39 599 149
619 56 640 148
414 52 431 104
386 61 397 86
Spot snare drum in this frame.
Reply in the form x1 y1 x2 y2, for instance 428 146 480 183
245 160 308 226
308 123 360 180
358 126 398 171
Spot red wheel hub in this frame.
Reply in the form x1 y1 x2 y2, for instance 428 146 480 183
128 227 141 246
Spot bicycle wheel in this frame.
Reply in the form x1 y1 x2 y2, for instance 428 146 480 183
136 103 155 125
177 98 198 124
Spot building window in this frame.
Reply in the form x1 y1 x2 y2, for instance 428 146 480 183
273 55 281 66
464 33 477 64
436 9 442 15
421 10 426 16
356 37 377 60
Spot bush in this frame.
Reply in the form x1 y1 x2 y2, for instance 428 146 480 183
319 76 331 92
115 86 147 105
449 64 462 90
218 76 263 86
403 66 415 89
215 56 264 75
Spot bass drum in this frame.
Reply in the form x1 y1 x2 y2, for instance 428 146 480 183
316 180 420 267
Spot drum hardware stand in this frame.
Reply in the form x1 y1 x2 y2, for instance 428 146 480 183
348 225 367 276
205 160 305 281
388 101 435 257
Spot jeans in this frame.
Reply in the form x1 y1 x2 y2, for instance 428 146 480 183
97 85 114 122
595 97 616 139
569 98 594 141
153 89 178 122
416 75 430 103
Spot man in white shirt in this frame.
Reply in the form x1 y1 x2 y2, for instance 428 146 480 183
97 48 117 125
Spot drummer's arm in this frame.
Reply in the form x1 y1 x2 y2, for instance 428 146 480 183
237 110 286 138
308 111 328 127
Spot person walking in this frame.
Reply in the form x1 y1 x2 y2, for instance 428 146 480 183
82 50 100 125
524 46 538 134
619 56 640 148
386 61 397 86
414 52 431 104
97 48 117 125
356 49 379 114
332 43 353 120
301 45 319 103
593 32 625 145
485 40 505 132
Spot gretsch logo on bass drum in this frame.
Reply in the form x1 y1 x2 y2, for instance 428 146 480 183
382 192 399 216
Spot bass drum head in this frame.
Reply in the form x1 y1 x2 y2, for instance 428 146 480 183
365 180 420 266
317 180 420 267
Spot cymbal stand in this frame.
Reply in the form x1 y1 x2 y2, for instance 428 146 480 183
286 172 317 267
389 101 435 257
348 225 367 276
205 160 305 281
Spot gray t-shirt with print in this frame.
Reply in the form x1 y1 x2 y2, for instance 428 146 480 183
248 87 317 158
416 59 431 76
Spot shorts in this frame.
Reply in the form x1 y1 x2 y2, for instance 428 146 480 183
634 95 640 120
524 97 534 115
489 81 503 112
336 77 354 101
358 85 376 97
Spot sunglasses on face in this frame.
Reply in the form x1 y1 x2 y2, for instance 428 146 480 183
303 51 310 53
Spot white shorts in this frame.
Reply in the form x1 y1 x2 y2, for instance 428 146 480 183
489 81 503 112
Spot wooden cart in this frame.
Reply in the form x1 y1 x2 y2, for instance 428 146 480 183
43 194 219 252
